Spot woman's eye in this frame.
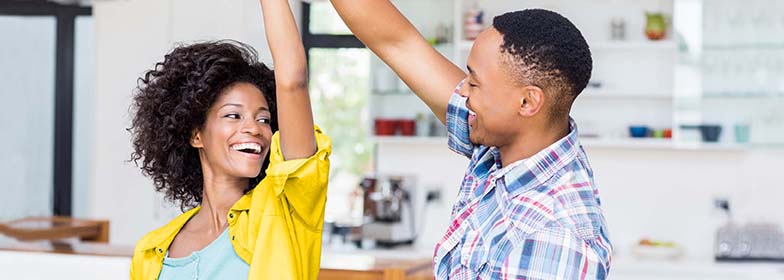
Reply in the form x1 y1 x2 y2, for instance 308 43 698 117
468 83 478 87
224 113 241 119
257 117 271 124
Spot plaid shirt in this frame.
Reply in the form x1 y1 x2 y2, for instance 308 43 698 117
433 84 613 280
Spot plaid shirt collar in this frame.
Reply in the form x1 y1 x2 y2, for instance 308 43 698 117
489 118 581 197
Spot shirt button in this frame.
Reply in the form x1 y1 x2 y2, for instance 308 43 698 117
229 213 234 219
157 248 163 253
232 235 236 241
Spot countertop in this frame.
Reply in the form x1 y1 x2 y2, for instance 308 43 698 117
3 239 782 279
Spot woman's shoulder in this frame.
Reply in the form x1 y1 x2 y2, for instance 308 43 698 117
133 207 200 255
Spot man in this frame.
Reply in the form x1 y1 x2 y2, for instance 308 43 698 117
331 2 612 279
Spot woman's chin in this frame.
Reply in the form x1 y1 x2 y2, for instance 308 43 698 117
231 168 263 179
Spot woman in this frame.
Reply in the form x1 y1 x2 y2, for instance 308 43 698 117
128 0 329 279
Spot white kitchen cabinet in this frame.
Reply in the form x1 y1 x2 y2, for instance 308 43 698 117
611 258 784 280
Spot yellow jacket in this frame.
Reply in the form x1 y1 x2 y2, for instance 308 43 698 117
130 127 331 280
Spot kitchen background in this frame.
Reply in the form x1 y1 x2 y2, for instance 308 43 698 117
2 0 784 279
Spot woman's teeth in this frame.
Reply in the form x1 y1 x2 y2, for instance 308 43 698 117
231 143 261 154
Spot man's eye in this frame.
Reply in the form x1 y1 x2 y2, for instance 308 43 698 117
257 118 270 124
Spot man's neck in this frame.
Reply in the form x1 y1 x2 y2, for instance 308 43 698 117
497 120 570 168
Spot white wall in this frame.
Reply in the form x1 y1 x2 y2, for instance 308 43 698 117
89 0 298 245
586 147 784 259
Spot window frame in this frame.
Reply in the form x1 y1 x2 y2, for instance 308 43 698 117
0 0 92 216
301 1 365 58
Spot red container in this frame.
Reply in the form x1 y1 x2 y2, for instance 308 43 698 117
375 119 399 136
663 128 673 138
399 119 416 136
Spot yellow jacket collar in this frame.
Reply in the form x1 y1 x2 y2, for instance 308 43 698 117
138 190 256 252
139 206 200 252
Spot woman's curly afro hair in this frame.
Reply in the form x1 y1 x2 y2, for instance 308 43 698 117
129 40 278 210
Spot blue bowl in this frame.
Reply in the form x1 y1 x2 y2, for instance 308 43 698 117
629 126 649 138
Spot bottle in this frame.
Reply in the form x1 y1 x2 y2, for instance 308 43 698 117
464 5 484 40
610 18 626 41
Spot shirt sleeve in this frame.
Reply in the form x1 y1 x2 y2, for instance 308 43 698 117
497 226 609 280
446 80 475 159
264 125 332 230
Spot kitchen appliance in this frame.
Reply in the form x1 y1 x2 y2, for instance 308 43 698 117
359 174 418 248
714 199 784 262
715 223 784 262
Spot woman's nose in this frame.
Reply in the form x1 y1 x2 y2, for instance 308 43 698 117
241 119 262 135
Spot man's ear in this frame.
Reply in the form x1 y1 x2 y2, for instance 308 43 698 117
190 129 204 148
518 85 545 117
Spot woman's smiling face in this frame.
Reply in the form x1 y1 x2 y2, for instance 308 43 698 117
191 82 273 179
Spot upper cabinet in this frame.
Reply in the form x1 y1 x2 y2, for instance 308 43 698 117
674 0 784 147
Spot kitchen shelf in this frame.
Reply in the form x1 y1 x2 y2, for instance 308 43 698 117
458 40 677 52
374 88 675 100
581 138 748 151
700 91 784 99
703 43 784 50
372 89 414 95
580 138 675 149
590 40 677 51
580 89 673 100
373 136 751 151
372 136 447 145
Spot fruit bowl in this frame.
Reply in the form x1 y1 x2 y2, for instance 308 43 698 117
632 239 684 260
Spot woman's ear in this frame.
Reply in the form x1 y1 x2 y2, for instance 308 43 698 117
518 85 545 117
190 129 204 148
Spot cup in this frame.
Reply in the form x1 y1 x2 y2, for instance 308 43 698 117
374 119 399 136
399 119 416 136
629 125 649 138
734 124 751 143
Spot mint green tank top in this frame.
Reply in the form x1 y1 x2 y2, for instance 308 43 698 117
158 229 249 279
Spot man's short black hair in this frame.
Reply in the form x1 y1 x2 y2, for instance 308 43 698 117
493 9 592 120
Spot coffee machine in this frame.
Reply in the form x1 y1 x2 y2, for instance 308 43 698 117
359 174 418 247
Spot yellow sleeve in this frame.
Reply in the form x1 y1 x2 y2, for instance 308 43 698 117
264 125 332 229
249 126 331 280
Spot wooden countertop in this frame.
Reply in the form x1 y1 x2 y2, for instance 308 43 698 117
0 239 133 257
320 252 433 280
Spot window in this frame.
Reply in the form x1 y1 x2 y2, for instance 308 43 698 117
0 15 56 221
303 2 370 224
0 2 92 219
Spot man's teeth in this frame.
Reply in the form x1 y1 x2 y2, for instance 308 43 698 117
231 143 261 154
468 110 476 129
